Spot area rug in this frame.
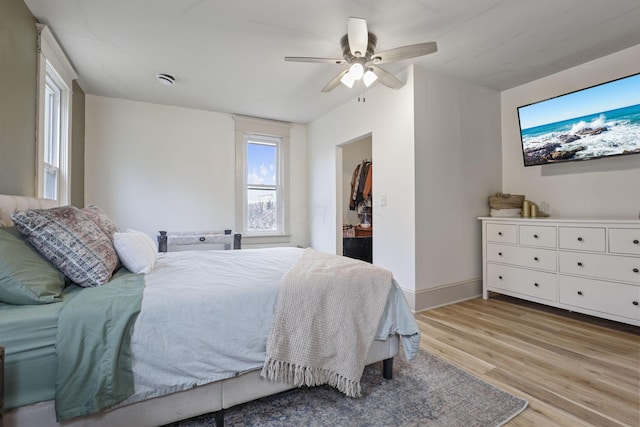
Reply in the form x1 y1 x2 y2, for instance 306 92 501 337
167 350 527 427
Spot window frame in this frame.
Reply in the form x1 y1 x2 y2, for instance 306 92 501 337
36 24 77 205
245 134 281 234
234 116 291 243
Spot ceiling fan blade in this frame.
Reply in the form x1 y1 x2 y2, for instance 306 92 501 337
285 56 346 64
370 41 437 64
321 69 350 93
347 17 368 57
369 65 403 89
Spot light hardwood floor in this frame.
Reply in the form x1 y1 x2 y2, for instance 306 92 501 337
415 294 640 427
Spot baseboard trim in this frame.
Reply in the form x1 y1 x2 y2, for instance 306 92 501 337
408 278 482 313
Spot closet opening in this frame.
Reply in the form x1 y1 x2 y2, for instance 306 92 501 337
337 134 372 263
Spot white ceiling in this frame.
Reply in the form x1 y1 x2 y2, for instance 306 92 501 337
23 0 640 124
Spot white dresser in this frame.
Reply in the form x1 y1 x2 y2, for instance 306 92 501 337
479 217 640 326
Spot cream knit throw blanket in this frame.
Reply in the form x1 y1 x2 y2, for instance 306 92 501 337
261 248 393 397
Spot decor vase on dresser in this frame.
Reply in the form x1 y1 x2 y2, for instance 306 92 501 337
479 217 640 326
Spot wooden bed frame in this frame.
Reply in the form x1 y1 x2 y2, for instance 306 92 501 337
0 195 399 427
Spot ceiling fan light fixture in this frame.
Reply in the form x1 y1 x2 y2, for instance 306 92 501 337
363 69 378 87
349 63 364 80
340 71 356 88
285 17 437 93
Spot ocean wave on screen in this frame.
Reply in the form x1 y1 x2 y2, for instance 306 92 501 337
521 103 640 162
569 114 607 134
572 123 640 158
522 121 640 160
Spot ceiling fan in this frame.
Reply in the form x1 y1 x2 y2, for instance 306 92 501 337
285 17 437 92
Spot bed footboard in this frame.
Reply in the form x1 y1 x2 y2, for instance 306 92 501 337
213 334 398 427
213 356 395 427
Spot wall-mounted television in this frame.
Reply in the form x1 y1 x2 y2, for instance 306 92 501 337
517 72 640 166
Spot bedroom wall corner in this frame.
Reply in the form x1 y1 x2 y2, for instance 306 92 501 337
84 95 238 238
288 123 310 248
71 80 85 207
0 0 38 197
414 279 482 313
412 66 501 312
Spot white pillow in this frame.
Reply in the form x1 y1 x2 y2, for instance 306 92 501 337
113 229 158 274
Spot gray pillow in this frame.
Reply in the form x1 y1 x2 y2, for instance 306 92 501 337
11 206 119 288
82 205 121 242
0 227 67 304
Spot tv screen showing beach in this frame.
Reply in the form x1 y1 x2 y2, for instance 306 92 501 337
517 72 640 166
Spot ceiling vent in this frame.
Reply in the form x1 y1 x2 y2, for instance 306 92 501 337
156 73 176 86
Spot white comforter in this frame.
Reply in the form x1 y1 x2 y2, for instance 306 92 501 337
119 247 418 406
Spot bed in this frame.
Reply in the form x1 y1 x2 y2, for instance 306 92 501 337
0 194 419 427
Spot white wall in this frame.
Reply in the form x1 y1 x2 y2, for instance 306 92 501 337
502 45 640 218
413 67 501 309
307 65 502 311
84 95 309 247
308 68 417 292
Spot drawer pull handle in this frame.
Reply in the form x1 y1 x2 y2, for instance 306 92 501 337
633 268 639 273
498 252 503 256
577 291 583 296
199 237 206 242
633 301 639 306
534 283 539 287
498 275 503 280
577 237 583 242
534 257 539 261
634 239 639 245
577 262 583 267
533 234 539 239
498 232 502 236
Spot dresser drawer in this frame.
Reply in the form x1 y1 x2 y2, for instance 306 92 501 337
519 225 556 248
558 227 605 252
487 243 557 271
486 223 517 244
609 228 640 255
559 251 640 284
487 263 557 301
559 275 640 321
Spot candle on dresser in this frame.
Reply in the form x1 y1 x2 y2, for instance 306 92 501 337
522 200 530 217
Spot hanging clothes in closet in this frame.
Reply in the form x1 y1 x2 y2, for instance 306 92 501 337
349 160 372 211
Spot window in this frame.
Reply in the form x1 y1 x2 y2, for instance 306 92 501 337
36 24 77 204
246 135 280 232
234 116 290 240
43 74 62 200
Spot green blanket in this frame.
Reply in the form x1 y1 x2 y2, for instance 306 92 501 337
55 269 144 421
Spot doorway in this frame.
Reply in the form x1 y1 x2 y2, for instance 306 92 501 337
337 135 372 262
